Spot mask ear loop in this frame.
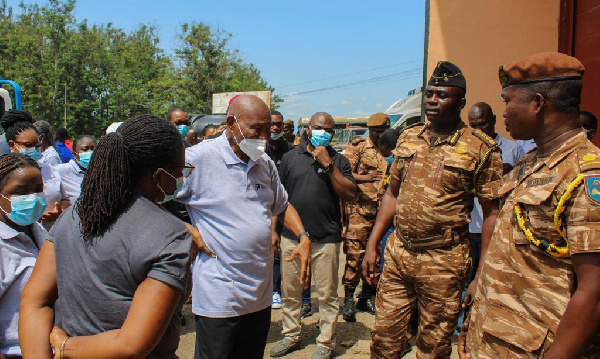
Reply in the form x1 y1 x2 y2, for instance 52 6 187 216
0 193 11 216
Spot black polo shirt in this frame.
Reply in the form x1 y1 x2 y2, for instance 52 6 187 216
266 139 295 168
279 137 354 243
267 139 295 234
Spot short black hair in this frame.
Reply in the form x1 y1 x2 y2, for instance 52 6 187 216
517 79 582 119
0 96 5 119
378 128 400 149
580 110 598 129
55 127 69 142
73 135 95 153
0 153 40 191
0 109 37 141
201 124 218 137
271 110 283 117
167 106 187 121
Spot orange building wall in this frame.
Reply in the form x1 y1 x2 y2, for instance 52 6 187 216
426 0 560 139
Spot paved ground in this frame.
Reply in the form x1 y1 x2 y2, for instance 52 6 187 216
176 251 459 358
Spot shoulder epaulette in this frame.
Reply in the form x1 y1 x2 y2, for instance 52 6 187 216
472 129 497 147
578 147 600 172
398 121 427 136
351 137 366 145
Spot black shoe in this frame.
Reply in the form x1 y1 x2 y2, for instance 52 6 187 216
342 287 356 322
356 297 376 314
301 302 313 319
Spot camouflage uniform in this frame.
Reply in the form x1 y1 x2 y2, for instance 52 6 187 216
343 136 388 287
371 121 503 358
466 132 600 357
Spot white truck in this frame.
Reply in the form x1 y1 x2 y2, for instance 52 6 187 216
387 88 423 131
0 78 23 154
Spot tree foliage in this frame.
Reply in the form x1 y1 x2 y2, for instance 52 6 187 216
0 0 280 137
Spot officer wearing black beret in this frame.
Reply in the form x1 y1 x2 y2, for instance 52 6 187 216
364 60 503 357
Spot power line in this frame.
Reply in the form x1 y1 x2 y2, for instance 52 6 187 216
277 60 422 89
280 68 421 98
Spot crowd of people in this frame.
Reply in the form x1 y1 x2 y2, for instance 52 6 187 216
0 50 599 359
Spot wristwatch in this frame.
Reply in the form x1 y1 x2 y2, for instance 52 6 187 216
298 231 310 240
325 162 334 173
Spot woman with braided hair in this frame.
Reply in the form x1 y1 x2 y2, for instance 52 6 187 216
19 114 197 358
1 110 68 229
0 153 49 358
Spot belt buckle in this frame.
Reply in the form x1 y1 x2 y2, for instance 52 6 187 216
405 238 413 250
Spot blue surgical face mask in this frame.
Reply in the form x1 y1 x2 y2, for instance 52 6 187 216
310 129 332 147
77 151 93 169
271 132 284 140
176 125 190 138
0 192 47 226
385 155 394 165
157 169 184 204
19 147 42 161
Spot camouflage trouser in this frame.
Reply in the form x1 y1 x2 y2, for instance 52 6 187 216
371 232 470 359
342 213 377 288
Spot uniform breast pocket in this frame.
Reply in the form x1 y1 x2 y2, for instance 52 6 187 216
441 156 475 192
510 182 557 246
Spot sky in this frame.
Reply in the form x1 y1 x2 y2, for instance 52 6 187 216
7 0 426 120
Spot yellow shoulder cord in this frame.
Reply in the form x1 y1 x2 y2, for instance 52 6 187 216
514 174 585 258
459 146 496 195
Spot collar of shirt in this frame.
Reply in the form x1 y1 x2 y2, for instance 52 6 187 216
217 130 262 170
540 131 587 169
365 135 376 149
0 220 48 244
69 159 85 174
418 120 467 146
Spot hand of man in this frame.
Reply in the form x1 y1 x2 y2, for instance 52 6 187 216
458 330 471 359
462 273 478 309
271 232 281 255
184 223 215 257
41 202 63 222
362 244 380 286
371 169 384 182
312 146 333 169
285 236 311 290
50 325 68 359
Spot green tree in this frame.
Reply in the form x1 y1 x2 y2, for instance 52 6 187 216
0 1 281 138
175 22 281 113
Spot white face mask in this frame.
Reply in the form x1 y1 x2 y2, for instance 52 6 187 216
233 117 266 161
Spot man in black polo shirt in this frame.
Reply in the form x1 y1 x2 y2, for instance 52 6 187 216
271 112 356 359
267 110 296 310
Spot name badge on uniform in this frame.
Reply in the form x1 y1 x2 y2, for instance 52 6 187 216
585 174 600 205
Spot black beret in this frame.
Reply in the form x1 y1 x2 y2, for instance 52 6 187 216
428 61 466 92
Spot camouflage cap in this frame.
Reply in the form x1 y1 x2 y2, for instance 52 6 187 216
283 119 294 129
367 113 390 127
499 52 585 88
428 61 466 91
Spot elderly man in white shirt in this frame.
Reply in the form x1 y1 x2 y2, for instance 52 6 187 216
177 95 311 359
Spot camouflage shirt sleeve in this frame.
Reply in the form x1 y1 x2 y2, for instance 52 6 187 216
474 146 503 204
344 142 361 173
566 171 600 254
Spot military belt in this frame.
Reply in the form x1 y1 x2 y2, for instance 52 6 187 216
397 226 469 251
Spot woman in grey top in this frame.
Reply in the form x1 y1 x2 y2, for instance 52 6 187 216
19 114 197 358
